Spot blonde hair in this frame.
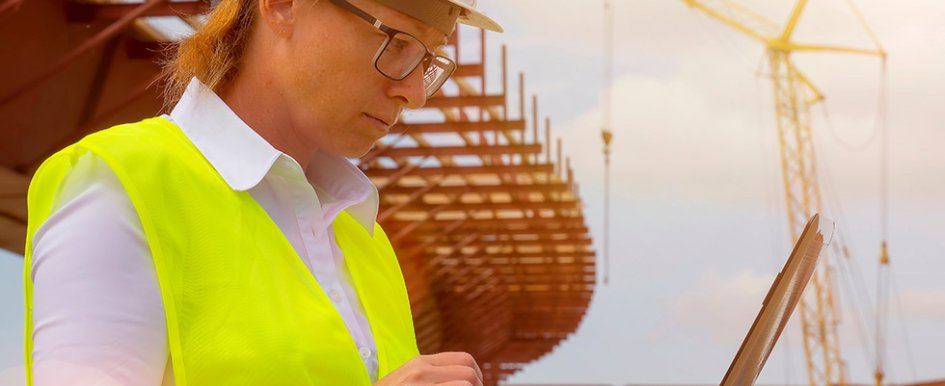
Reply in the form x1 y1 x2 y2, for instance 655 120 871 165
162 0 259 108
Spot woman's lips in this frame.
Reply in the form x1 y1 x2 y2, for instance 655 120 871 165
364 113 391 134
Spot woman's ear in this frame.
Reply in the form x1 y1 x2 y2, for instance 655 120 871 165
258 0 297 38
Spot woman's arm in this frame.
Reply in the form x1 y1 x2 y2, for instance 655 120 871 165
29 152 169 385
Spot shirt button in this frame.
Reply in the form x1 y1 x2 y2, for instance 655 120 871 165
328 290 342 303
359 347 372 359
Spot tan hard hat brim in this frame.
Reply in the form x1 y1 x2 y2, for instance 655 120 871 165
443 0 503 32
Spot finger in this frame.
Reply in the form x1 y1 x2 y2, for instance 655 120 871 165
435 382 477 386
421 352 483 380
419 364 481 385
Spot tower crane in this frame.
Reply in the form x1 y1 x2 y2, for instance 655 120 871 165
678 1 885 385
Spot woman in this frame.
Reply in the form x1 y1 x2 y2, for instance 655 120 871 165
23 0 502 384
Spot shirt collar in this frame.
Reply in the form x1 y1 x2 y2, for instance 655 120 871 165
168 77 378 234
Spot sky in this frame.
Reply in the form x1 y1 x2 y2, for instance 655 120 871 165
2 0 944 385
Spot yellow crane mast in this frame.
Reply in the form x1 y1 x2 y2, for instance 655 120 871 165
678 1 885 385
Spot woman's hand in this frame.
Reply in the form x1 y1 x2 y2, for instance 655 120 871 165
375 351 483 386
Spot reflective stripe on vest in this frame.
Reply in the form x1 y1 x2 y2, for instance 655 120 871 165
24 117 419 385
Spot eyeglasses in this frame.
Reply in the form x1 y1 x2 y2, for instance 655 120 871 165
328 0 456 98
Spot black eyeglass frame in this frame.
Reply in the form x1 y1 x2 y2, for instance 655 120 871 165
327 0 456 97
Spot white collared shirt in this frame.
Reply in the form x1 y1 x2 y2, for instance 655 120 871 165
30 78 382 385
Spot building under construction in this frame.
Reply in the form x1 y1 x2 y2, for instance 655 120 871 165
0 0 595 385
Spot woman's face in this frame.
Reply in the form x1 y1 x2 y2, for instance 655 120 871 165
275 0 447 158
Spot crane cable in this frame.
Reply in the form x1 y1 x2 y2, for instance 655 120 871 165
601 0 614 286
842 1 896 383
875 54 890 386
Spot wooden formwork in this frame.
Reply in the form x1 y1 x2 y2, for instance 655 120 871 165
373 28 595 385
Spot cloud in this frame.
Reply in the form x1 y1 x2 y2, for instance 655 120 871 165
898 287 945 321
550 70 777 209
661 269 776 345
475 0 945 207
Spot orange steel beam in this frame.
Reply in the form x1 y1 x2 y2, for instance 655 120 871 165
421 237 593 249
510 284 595 292
382 216 586 230
413 234 592 248
380 181 570 196
441 281 507 314
510 320 586 329
397 218 469 260
513 308 588 314
0 0 23 16
514 309 594 317
445 297 510 330
498 265 595 275
375 157 427 191
505 287 595 294
365 163 554 178
385 224 587 240
387 173 508 245
507 301 593 310
500 44 508 109
388 203 452 243
440 250 595 260
439 259 594 272
0 215 26 254
391 213 586 224
453 63 484 77
28 71 167 167
125 39 178 59
531 95 538 164
430 240 591 252
357 132 414 164
417 224 588 235
501 274 595 284
556 138 562 178
429 232 481 264
75 38 120 136
512 311 592 320
518 72 525 145
65 0 209 22
507 283 595 292
439 296 511 346
487 234 593 242
0 168 28 221
393 120 525 134
389 178 517 245
378 181 442 222
506 320 582 328
451 271 595 285
508 292 592 301
0 0 169 111
423 227 590 237
423 94 505 109
382 200 581 213
370 144 541 158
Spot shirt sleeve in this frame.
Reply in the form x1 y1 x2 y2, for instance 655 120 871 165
29 151 169 386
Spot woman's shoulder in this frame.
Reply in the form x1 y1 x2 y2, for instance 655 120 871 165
81 116 187 152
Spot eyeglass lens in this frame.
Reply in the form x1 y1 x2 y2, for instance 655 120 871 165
375 32 454 97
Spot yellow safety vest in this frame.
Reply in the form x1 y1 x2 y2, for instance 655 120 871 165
23 117 419 385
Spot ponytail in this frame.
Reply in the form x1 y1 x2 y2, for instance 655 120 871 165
162 0 258 107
